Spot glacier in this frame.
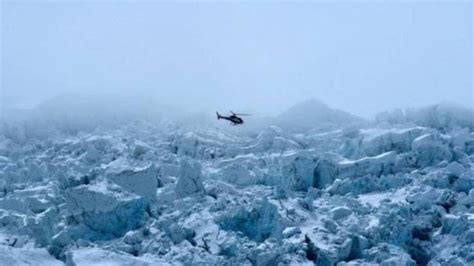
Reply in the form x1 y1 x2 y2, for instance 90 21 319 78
0 99 473 265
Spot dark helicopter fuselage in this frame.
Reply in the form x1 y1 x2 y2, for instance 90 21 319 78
216 112 244 125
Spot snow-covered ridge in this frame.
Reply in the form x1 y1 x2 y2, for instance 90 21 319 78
0 100 473 265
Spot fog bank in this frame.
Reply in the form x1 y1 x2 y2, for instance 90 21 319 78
2 2 472 118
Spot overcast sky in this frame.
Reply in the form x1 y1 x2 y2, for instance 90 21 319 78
1 1 472 118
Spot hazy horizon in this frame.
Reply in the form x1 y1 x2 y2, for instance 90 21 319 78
2 2 472 119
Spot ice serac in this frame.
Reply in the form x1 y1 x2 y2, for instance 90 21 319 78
358 127 427 157
218 163 258 186
175 159 204 197
406 102 474 131
358 244 416 266
66 247 165 266
0 183 59 214
376 102 474 131
224 126 302 156
66 179 147 238
329 206 352 220
280 150 316 191
250 126 301 152
411 133 453 167
338 151 397 179
313 152 343 189
217 198 288 242
106 159 158 203
314 150 398 189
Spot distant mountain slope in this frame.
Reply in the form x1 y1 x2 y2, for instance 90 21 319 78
0 93 184 141
275 99 366 131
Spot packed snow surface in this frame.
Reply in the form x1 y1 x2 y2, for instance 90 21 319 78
0 102 473 265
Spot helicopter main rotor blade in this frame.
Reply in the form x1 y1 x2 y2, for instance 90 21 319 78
229 111 251 116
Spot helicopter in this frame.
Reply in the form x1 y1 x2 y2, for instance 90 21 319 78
216 111 250 125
